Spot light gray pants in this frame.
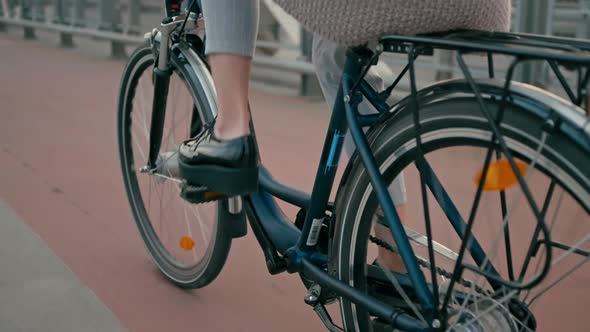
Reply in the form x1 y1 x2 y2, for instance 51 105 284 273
199 0 407 205
199 0 260 57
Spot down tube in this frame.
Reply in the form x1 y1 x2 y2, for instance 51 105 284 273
342 78 435 315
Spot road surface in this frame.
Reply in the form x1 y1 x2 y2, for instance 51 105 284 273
1 30 589 332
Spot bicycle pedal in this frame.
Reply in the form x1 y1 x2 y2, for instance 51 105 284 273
180 183 227 204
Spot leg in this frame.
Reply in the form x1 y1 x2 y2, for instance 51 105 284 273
179 0 260 195
312 34 407 273
208 55 253 139
201 0 259 139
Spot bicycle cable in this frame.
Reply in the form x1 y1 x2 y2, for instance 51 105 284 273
172 0 198 43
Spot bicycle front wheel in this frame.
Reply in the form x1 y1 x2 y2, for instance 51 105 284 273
117 42 232 289
333 80 590 331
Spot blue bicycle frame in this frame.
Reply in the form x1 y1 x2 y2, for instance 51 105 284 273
238 32 590 329
244 47 435 331
169 3 590 330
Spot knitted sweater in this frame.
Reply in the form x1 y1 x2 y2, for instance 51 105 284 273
275 0 512 46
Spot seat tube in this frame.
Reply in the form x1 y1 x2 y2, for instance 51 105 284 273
296 52 364 252
343 61 435 316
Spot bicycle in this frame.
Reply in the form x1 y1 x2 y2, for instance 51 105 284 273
117 1 590 331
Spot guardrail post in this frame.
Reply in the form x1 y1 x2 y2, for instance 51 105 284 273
127 0 140 35
517 0 554 87
1 0 14 19
100 0 126 58
32 0 44 22
53 0 75 47
435 50 454 81
578 0 590 39
299 29 322 98
73 0 86 27
0 0 10 31
21 0 36 39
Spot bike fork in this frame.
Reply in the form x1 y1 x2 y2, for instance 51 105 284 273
147 21 174 168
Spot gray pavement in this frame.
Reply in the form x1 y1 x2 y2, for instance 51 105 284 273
0 200 127 332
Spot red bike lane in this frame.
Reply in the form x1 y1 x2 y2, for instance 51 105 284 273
0 34 333 332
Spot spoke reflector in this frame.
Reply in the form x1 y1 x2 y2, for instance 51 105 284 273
179 236 195 251
474 159 527 192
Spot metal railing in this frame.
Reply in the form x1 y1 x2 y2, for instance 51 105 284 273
1 0 588 96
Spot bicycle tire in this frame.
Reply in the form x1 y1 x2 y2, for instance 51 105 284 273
332 80 590 331
117 42 232 289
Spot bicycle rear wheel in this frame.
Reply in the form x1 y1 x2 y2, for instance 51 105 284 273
333 81 590 331
117 42 232 289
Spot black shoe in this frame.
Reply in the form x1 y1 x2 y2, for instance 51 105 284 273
178 127 259 196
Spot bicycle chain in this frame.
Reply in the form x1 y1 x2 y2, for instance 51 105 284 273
369 235 491 297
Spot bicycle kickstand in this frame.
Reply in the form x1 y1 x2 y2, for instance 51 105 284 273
305 284 345 332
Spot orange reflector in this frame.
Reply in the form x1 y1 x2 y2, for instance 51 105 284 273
474 159 527 192
204 191 224 200
179 236 195 251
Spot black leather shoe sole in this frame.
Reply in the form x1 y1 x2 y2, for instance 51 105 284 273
179 161 259 196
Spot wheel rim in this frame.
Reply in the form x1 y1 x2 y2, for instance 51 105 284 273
120 50 218 282
340 125 590 331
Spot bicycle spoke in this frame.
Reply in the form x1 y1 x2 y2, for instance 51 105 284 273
450 130 548 326
409 45 439 312
131 130 147 163
440 276 461 308
466 293 535 332
174 181 212 243
183 205 199 262
155 180 166 244
191 204 212 242
441 145 495 311
518 180 558 282
136 76 153 141
163 183 177 249
185 203 209 245
447 272 481 331
456 55 544 221
547 232 590 273
147 174 153 210
375 258 427 324
167 103 192 149
522 189 564 301
528 243 590 305
452 289 519 331
158 174 213 243
170 111 190 144
130 101 150 153
417 156 502 291
497 152 515 281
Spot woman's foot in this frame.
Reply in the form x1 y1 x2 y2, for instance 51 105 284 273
178 124 259 196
